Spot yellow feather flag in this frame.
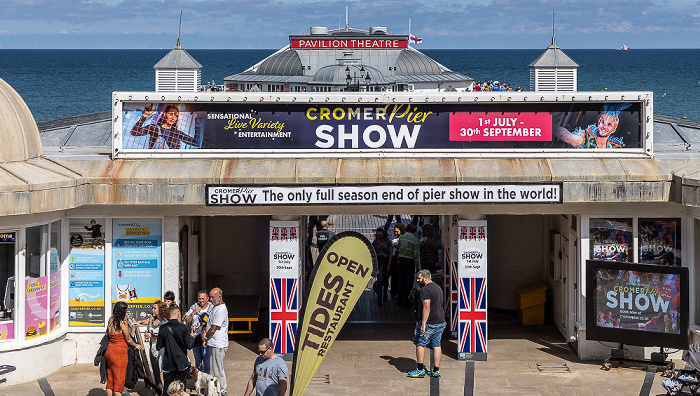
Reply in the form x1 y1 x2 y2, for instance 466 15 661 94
290 231 376 396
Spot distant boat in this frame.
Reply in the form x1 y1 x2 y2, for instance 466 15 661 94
614 44 630 51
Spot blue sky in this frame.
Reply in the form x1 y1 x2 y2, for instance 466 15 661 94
2 0 700 49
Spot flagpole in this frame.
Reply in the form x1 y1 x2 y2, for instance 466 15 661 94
408 18 412 47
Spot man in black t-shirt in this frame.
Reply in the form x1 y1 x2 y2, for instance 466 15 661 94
407 269 447 379
315 220 335 253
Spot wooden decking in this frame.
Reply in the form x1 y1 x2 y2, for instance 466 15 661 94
347 289 418 323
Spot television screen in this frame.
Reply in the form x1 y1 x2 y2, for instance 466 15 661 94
586 260 688 349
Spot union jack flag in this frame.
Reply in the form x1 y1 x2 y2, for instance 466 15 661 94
460 226 469 240
270 277 298 354
469 227 477 241
458 277 487 354
280 227 289 241
271 227 280 241
288 227 298 241
450 261 459 332
477 226 486 241
452 215 459 226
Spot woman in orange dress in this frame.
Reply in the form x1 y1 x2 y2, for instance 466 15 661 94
106 301 143 396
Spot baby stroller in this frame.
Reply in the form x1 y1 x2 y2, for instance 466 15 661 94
663 343 700 395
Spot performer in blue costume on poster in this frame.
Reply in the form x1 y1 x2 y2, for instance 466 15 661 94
554 103 632 148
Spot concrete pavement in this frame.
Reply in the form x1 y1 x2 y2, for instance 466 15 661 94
0 321 676 395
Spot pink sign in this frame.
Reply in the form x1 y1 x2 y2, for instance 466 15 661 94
25 276 48 339
0 321 13 341
50 271 61 332
449 112 552 141
290 38 406 49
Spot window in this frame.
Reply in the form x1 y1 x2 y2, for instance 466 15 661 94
0 232 16 340
589 218 633 262
25 224 49 339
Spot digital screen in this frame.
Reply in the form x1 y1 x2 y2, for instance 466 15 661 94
586 260 688 349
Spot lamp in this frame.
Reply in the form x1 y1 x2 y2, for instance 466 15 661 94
345 65 372 92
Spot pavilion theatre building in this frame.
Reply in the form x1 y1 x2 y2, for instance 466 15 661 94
3 31 700 385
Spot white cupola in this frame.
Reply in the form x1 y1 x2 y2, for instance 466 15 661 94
529 37 578 92
153 37 202 92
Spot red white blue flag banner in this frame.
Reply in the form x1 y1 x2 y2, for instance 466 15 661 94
269 220 301 356
457 220 488 360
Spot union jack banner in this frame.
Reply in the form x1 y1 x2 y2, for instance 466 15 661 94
468 227 477 241
477 226 486 240
458 277 487 354
288 227 298 241
450 260 459 332
459 226 469 240
270 277 298 354
280 227 289 241
452 215 459 227
271 227 280 241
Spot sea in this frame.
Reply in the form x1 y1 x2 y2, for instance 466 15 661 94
0 48 699 123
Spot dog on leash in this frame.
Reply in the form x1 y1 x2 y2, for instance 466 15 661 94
188 366 222 396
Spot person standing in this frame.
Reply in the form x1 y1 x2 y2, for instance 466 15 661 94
389 223 405 300
203 287 229 395
315 220 335 254
419 224 442 274
105 301 143 396
397 223 419 305
184 290 213 372
407 270 446 379
157 304 195 391
372 227 392 303
243 338 288 396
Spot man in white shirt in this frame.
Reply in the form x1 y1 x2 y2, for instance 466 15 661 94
203 287 229 396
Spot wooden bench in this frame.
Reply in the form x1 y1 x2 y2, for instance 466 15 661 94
225 294 261 341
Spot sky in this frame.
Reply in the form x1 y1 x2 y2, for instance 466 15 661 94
2 0 700 49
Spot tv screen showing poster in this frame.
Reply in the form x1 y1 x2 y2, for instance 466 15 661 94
639 219 681 266
590 218 632 262
586 260 688 349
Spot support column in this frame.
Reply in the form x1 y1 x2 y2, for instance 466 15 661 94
269 217 301 359
457 218 488 361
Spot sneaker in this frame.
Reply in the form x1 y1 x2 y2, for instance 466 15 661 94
407 368 426 378
427 369 441 378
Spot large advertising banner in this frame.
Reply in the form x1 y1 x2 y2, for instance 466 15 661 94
118 101 643 153
290 232 376 396
68 218 106 327
639 219 681 266
112 219 162 321
457 220 487 361
590 218 633 262
269 220 301 357
25 275 48 339
586 260 688 349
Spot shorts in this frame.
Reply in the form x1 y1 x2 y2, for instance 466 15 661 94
413 321 446 348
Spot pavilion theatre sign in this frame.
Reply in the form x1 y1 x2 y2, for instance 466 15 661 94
112 92 653 158
205 184 562 206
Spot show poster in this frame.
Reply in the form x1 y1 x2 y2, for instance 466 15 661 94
269 220 300 357
25 275 48 339
594 268 681 334
457 220 488 361
590 218 632 262
112 218 162 321
119 101 642 152
290 231 376 396
68 218 106 327
640 219 680 266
